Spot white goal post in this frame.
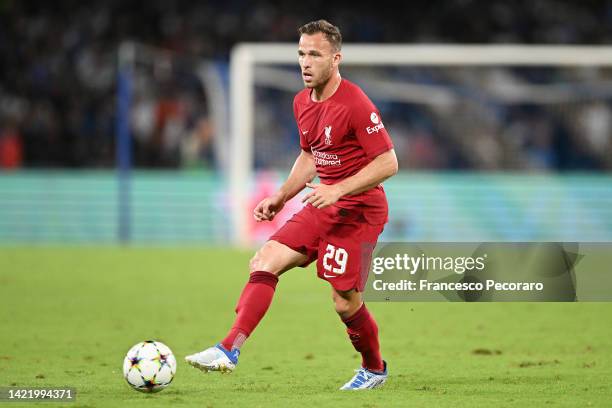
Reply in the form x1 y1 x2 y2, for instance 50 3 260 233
229 44 612 247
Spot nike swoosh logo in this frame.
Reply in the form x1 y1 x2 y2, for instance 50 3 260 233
302 130 309 135
323 273 337 278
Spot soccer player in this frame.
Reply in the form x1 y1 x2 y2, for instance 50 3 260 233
186 19 398 390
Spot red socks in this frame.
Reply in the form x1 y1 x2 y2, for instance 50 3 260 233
220 271 383 374
220 271 278 351
342 303 384 373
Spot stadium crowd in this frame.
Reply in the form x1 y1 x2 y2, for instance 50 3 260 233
1 0 611 170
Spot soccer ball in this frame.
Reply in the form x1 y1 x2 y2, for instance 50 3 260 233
123 340 177 393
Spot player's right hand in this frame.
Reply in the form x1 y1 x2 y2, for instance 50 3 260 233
253 195 285 222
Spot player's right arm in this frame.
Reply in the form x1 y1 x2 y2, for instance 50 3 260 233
253 150 316 222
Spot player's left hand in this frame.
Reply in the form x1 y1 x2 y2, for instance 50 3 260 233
302 182 343 209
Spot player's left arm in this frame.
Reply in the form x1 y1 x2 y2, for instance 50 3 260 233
302 148 398 208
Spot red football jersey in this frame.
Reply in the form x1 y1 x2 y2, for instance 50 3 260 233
293 78 394 225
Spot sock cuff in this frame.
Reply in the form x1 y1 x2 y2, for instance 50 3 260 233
342 303 369 328
249 271 279 289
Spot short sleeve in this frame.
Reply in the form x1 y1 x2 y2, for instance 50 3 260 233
350 97 394 159
294 98 310 151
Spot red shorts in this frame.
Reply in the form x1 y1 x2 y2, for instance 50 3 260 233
269 204 384 292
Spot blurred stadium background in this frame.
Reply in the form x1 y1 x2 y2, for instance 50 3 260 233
1 0 612 246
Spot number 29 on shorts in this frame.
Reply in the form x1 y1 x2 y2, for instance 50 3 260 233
322 244 348 275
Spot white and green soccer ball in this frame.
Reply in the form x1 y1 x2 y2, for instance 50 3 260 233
123 340 177 393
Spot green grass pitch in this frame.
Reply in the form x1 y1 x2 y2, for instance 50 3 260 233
1 247 611 407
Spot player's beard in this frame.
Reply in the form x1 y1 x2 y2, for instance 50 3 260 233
307 64 334 90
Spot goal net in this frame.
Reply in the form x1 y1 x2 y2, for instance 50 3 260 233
230 44 612 246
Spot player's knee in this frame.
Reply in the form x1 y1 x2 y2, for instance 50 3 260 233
248 253 259 273
248 242 282 275
249 250 273 274
333 289 363 318
333 296 353 315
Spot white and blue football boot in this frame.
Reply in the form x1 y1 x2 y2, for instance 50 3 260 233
339 361 388 390
185 344 240 374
